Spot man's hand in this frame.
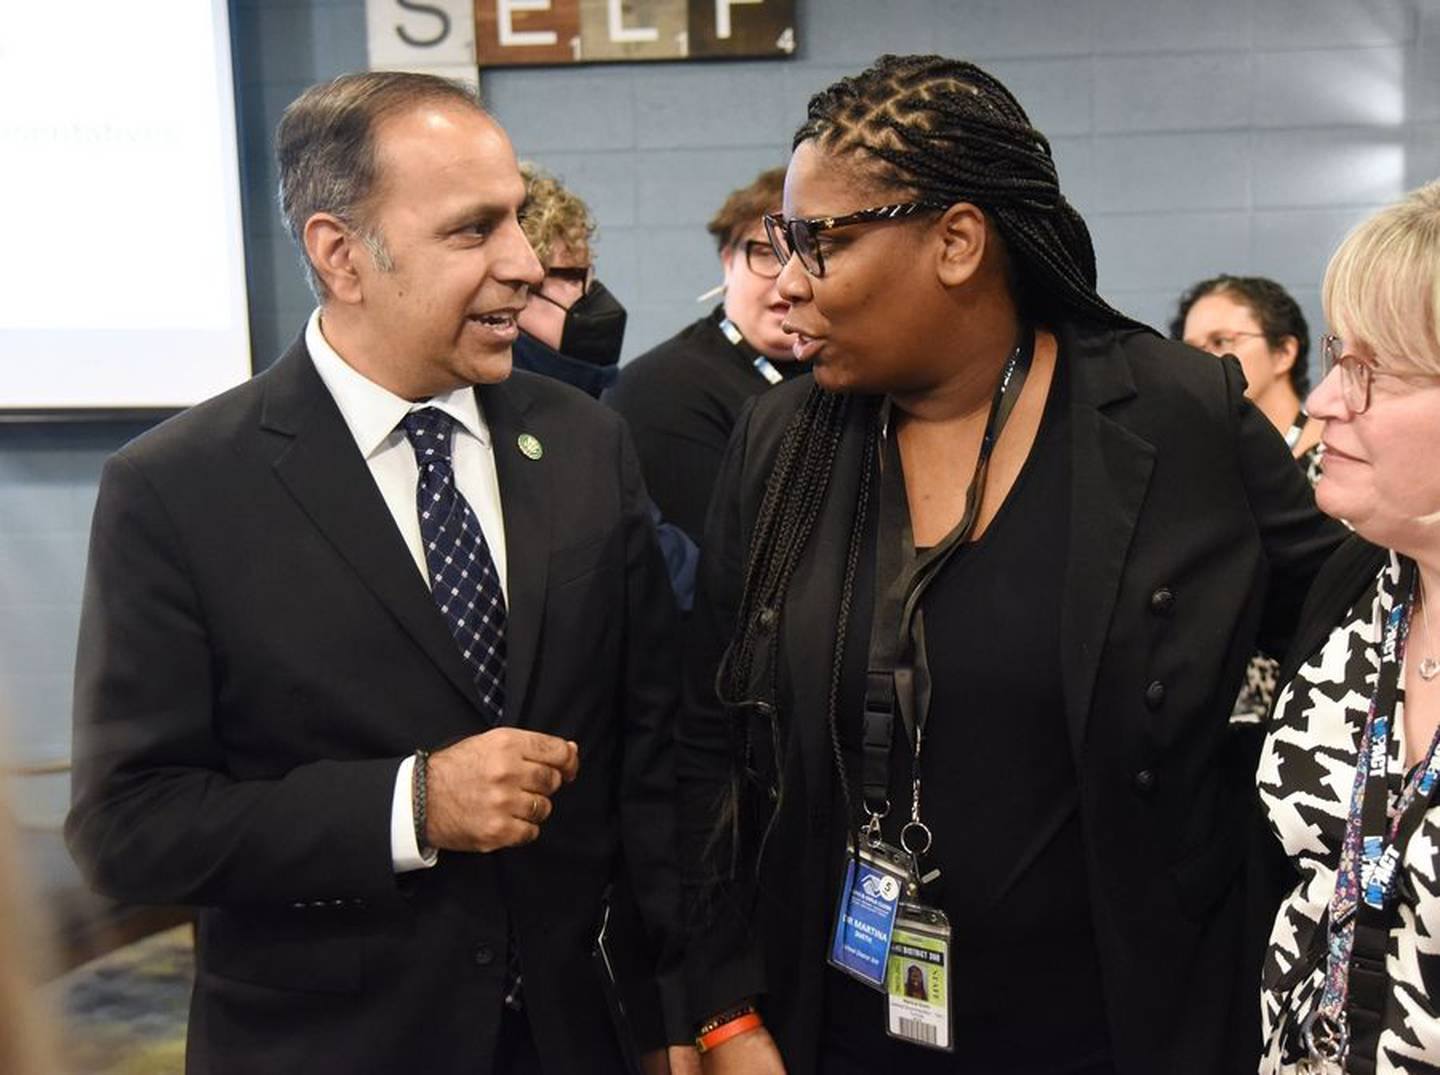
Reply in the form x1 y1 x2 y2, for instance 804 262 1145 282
424 729 580 851
700 1025 784 1074
640 1045 702 1075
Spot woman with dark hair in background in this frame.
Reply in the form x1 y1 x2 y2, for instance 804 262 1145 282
678 54 1342 1075
1173 275 1324 482
1173 277 1325 725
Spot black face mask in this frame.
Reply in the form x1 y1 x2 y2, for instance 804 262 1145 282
511 331 620 399
533 279 628 369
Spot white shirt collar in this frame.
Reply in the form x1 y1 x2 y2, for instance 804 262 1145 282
304 309 490 458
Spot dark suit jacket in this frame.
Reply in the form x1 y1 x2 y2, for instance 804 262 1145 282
678 322 1345 1074
66 338 684 1074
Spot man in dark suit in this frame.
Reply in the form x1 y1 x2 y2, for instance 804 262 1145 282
66 72 692 1075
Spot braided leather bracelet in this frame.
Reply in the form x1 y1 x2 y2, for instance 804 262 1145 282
412 749 432 854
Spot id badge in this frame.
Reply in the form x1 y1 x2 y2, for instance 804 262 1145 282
828 840 911 990
885 902 953 1052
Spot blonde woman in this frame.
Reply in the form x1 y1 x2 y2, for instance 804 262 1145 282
1259 181 1440 1073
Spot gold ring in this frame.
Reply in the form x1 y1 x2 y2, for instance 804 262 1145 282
529 795 543 824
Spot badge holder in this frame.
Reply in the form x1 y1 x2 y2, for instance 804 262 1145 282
828 811 914 991
885 900 954 1052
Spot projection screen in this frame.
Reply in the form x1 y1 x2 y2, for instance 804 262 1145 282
0 0 252 411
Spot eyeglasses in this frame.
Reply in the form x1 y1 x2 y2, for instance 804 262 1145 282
739 239 781 280
1320 333 1440 414
545 264 594 293
1187 330 1267 356
535 264 594 310
763 200 950 278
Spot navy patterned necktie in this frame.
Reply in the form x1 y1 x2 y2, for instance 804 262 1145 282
400 408 507 724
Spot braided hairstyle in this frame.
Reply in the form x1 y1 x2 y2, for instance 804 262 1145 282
710 55 1138 886
796 54 1141 331
709 386 875 877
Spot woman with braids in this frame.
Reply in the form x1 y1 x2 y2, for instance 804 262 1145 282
677 55 1344 1075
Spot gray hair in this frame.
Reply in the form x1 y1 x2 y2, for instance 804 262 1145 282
275 71 485 299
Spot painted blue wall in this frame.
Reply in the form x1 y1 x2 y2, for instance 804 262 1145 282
4 0 1438 849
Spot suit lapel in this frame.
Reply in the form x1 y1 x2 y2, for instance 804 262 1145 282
260 340 486 714
476 378 550 724
1060 324 1157 760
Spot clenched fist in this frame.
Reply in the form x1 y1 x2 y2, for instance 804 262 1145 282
425 728 580 852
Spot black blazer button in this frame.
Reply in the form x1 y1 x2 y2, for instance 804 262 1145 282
1145 680 1166 710
474 945 495 966
1149 587 1175 616
1133 769 1156 794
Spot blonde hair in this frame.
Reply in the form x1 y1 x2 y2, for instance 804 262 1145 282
518 163 594 270
1322 180 1440 375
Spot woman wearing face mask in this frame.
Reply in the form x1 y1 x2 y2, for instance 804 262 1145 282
515 164 698 611
1258 182 1440 1074
513 163 628 399
678 55 1343 1075
607 167 803 544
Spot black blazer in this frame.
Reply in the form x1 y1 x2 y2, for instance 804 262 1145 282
678 322 1345 1074
66 339 684 1074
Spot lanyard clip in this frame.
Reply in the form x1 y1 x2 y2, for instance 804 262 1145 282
1301 1010 1348 1065
862 803 890 847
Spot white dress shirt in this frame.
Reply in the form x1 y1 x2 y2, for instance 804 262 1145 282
305 310 509 872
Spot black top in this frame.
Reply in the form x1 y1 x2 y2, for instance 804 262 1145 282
678 320 1345 1075
605 307 806 542
823 356 1113 1073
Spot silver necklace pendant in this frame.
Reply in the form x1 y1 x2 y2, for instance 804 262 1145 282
1421 656 1440 681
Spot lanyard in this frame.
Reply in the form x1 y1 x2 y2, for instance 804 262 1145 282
857 327 1036 862
1285 411 1307 451
718 317 784 385
1305 558 1440 1069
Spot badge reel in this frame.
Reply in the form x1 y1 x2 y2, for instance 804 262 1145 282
884 815 954 1051
828 803 914 991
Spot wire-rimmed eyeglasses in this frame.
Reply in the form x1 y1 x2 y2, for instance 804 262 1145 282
1186 330 1267 356
1320 333 1440 414
763 200 950 278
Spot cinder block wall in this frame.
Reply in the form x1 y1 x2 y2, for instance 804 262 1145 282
3 0 1437 835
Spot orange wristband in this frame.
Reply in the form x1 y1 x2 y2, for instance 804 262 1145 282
696 1011 763 1053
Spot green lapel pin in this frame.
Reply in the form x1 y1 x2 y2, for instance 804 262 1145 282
517 433 543 460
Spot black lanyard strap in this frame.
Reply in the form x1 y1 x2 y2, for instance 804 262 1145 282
859 327 1036 821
